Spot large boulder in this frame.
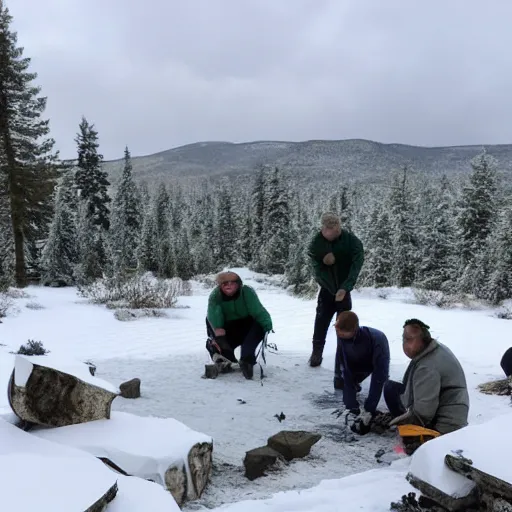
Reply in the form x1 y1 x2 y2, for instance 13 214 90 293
0 418 118 511
8 354 118 427
31 411 213 507
267 430 322 461
119 378 141 399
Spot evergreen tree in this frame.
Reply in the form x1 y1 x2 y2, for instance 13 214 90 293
485 205 512 304
74 117 111 230
215 179 237 266
110 146 141 275
0 4 59 286
136 200 158 273
154 184 175 277
456 150 499 293
250 166 266 268
260 167 291 274
388 167 418 287
40 179 77 285
417 176 458 291
175 228 195 280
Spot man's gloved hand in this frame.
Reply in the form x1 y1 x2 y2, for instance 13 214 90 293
342 408 361 426
323 252 335 266
335 289 346 302
350 409 373 435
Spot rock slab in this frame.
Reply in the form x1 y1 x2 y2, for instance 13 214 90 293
267 430 322 461
119 378 141 399
243 445 284 481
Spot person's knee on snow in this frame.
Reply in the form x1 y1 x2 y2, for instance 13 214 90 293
383 380 406 417
500 347 512 377
307 212 364 367
389 319 469 435
205 270 273 380
334 311 390 435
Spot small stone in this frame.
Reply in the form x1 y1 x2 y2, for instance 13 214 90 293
204 364 219 379
119 378 141 399
267 430 322 461
243 445 284 480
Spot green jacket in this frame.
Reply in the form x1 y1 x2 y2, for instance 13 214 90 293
307 229 364 295
207 283 273 332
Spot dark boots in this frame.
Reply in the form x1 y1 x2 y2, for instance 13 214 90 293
309 342 324 367
239 359 254 380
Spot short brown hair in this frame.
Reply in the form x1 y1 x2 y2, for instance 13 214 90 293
321 212 341 229
335 311 359 332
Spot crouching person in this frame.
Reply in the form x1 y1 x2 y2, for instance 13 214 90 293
334 312 390 435
385 319 469 438
206 271 273 380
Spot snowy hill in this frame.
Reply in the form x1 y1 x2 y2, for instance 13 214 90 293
0 269 511 510
102 139 512 186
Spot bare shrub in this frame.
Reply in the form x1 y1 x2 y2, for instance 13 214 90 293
78 273 182 309
114 308 169 321
0 293 14 318
376 289 389 300
496 306 512 320
478 377 512 396
15 339 49 356
25 301 45 310
4 287 31 299
413 289 457 309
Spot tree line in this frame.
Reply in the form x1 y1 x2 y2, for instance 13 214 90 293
1 3 511 306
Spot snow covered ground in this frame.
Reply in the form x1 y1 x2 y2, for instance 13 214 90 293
0 268 511 510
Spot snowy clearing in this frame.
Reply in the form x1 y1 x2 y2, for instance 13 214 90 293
0 268 511 510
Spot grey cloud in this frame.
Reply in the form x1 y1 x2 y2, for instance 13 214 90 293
8 0 512 160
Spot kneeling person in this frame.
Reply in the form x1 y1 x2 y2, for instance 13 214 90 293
334 312 390 435
206 271 273 380
384 319 469 435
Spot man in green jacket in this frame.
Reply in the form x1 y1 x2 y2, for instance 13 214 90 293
206 271 273 380
307 212 364 367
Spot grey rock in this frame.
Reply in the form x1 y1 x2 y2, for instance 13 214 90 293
204 364 219 379
243 445 284 481
267 430 322 461
119 378 141 399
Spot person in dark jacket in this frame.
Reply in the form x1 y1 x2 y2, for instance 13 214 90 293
206 271 273 380
501 347 512 377
334 311 390 435
385 319 469 435
307 212 364 367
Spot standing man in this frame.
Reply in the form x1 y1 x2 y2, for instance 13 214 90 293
307 212 364 367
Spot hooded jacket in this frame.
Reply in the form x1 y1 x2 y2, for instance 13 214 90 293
401 340 469 434
207 272 273 332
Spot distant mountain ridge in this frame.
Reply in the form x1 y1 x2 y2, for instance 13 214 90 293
102 138 512 186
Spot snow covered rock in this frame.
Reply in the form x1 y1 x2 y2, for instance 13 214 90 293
243 445 285 481
119 378 141 398
0 418 118 511
405 412 512 510
31 411 213 507
8 354 118 427
267 430 322 461
109 475 180 511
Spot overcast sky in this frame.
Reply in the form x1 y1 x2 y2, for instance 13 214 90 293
9 0 512 160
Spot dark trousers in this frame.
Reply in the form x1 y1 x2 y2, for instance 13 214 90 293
312 287 352 349
501 347 512 377
383 380 406 417
206 317 264 365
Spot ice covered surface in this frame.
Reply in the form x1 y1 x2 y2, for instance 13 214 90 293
32 410 212 485
13 353 118 393
409 411 512 498
108 475 180 511
0 268 511 507
0 418 117 511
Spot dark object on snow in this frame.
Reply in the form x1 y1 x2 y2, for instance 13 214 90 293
85 361 97 376
274 412 286 422
243 445 284 480
204 364 219 379
267 430 321 461
119 378 141 399
8 360 117 427
501 347 512 377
